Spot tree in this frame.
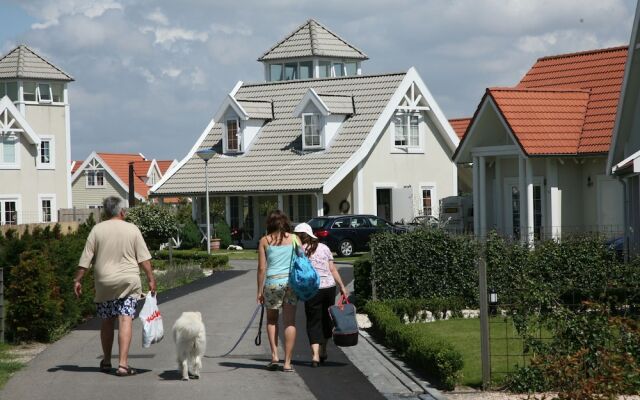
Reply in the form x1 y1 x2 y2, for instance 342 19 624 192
126 203 178 250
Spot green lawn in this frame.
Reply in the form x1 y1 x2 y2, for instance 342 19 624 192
0 343 24 389
218 249 367 263
416 317 531 387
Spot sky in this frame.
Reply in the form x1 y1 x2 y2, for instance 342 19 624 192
0 0 637 161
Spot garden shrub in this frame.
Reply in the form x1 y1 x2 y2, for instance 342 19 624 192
370 229 478 305
364 300 463 390
214 219 232 249
200 254 230 270
6 251 64 342
353 253 372 305
179 218 202 250
125 203 178 250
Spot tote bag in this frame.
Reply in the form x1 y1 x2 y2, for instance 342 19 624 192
328 295 358 347
288 236 320 301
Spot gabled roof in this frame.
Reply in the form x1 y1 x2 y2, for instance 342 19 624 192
258 19 368 62
0 96 40 145
97 153 151 197
455 45 627 159
156 160 177 175
152 68 458 196
318 94 354 115
70 160 83 174
236 99 274 119
0 45 73 81
449 118 471 139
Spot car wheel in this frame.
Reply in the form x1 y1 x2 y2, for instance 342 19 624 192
337 239 354 257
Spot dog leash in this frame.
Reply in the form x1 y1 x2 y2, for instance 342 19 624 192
206 304 264 358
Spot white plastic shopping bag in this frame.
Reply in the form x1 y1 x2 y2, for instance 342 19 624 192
139 292 164 348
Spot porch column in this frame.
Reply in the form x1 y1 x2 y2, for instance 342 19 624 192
473 156 480 237
546 159 561 240
495 158 503 233
518 157 527 244
225 196 231 225
526 158 534 245
316 192 324 217
277 194 283 212
479 156 487 238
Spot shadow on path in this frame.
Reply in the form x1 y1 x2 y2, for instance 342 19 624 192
47 365 152 375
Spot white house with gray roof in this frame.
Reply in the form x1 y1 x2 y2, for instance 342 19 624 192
151 19 459 247
0 45 74 225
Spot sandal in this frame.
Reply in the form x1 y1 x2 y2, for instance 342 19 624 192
266 362 279 371
115 365 137 377
283 366 295 373
99 359 112 373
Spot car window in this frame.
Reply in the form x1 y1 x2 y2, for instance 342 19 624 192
308 218 329 229
350 217 367 228
368 217 388 228
332 218 350 229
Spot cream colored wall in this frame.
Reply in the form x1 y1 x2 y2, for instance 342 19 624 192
0 104 68 223
359 116 457 219
325 170 354 216
72 171 128 209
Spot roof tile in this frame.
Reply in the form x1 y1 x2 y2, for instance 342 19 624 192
0 45 73 81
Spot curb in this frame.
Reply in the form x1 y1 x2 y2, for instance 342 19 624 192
358 330 448 400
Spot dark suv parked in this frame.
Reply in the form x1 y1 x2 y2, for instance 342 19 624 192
307 214 406 257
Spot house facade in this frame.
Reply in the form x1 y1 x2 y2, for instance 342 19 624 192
0 45 74 225
151 19 459 247
608 1 640 257
71 152 177 208
454 47 627 243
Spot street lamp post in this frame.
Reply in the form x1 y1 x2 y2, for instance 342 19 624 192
196 149 216 254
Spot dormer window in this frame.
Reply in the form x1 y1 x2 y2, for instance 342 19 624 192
226 119 241 152
303 113 322 149
394 113 420 148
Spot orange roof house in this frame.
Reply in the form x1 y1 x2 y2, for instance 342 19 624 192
454 46 627 242
70 151 177 207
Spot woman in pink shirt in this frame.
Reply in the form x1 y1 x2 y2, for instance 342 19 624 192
294 222 348 367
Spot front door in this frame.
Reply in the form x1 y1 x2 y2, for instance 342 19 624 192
504 179 544 240
376 188 392 221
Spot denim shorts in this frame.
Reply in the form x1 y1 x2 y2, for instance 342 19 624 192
96 296 138 319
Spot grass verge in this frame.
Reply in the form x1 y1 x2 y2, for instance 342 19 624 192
0 343 24 389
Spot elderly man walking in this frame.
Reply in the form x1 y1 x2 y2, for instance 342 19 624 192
74 196 157 377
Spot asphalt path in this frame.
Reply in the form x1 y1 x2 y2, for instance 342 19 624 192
0 260 384 400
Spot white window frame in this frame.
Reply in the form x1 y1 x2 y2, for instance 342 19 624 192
391 112 424 153
0 195 21 226
224 118 242 153
419 183 437 217
302 113 323 150
38 194 57 223
0 132 20 169
36 83 52 103
332 62 345 77
86 169 105 188
37 135 55 169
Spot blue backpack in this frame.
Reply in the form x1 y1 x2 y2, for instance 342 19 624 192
289 236 320 301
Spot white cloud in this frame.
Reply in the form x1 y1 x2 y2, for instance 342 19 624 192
29 0 123 29
140 26 208 45
210 23 252 36
146 9 169 26
162 67 182 78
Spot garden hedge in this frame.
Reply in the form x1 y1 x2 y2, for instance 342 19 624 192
153 249 229 270
364 300 463 390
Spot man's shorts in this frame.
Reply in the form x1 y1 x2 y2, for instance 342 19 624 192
263 282 298 310
96 296 138 319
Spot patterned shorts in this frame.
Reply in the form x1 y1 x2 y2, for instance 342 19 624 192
96 296 138 319
263 281 298 310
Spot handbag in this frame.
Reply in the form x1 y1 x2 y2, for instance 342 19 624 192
288 235 320 301
139 292 164 348
328 294 359 347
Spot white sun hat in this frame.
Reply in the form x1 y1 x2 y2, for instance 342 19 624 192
294 222 317 239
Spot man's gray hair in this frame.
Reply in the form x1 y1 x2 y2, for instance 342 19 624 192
103 196 125 219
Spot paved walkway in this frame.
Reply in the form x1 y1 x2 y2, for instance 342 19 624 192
0 260 424 400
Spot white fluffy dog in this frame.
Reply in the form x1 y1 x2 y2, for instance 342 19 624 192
172 311 206 381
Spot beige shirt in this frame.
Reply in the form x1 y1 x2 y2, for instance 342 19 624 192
78 219 152 303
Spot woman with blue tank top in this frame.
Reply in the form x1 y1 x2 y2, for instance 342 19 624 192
257 210 298 372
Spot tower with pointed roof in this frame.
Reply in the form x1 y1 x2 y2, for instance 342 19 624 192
0 45 74 225
259 19 368 82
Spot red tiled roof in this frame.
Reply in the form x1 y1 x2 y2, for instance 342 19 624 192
96 153 150 197
71 160 83 174
513 45 628 154
449 118 472 139
489 88 590 155
156 160 175 175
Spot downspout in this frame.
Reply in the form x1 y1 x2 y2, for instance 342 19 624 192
619 176 629 262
